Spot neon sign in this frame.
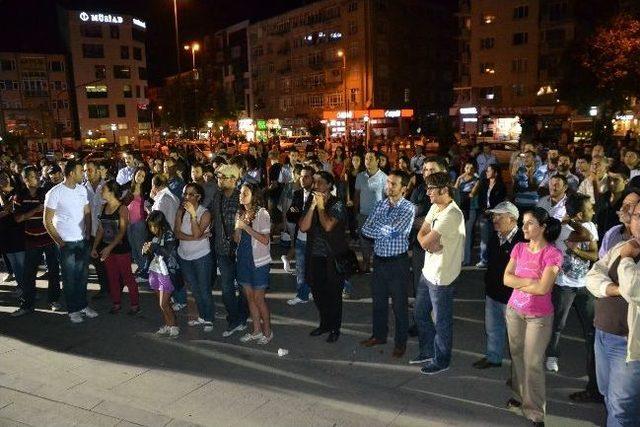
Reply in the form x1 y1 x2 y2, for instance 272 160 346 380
79 12 124 24
133 18 146 29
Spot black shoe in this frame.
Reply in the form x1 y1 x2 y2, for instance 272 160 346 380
326 330 340 343
408 325 418 337
310 327 329 336
506 398 521 409
472 357 502 369
568 389 604 403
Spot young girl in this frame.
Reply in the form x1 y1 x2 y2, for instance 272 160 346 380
142 211 180 338
234 183 273 344
91 179 140 314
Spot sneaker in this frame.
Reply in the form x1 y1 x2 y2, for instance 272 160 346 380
287 296 309 306
409 355 433 365
545 357 559 372
168 326 180 338
172 302 187 312
257 332 273 345
82 307 99 318
69 312 84 323
203 321 214 332
420 362 449 375
4 274 16 283
188 317 205 327
281 255 293 273
239 331 264 343
156 326 170 335
50 302 63 312
222 323 247 338
475 261 488 269
10 307 33 317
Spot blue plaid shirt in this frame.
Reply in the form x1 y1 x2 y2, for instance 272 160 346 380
361 197 415 257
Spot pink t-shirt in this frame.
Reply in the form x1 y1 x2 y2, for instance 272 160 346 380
127 195 145 224
507 242 563 317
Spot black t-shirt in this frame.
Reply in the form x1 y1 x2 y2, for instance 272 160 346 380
13 187 53 248
0 189 25 253
98 205 131 254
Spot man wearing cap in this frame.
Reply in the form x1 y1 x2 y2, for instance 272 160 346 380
472 201 525 369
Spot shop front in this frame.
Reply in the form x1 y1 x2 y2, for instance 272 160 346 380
322 109 414 139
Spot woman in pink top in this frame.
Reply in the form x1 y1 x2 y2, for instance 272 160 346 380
122 168 150 277
503 207 562 426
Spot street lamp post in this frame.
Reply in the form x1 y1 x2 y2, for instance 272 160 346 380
184 42 200 71
184 42 200 139
110 123 117 145
337 49 348 143
207 120 213 150
172 0 185 134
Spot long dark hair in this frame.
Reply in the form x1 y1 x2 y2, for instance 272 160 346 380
525 207 561 243
146 210 172 237
130 167 151 200
239 182 265 214
102 179 123 200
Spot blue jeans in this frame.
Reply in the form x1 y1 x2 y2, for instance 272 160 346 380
463 209 477 265
485 296 507 364
22 244 61 309
179 254 214 322
217 254 248 328
595 328 640 427
415 275 455 368
127 221 148 271
59 241 89 313
5 251 25 289
294 238 310 300
478 216 493 264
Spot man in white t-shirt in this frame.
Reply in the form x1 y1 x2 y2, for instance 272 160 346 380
43 160 97 324
544 193 602 402
412 172 465 375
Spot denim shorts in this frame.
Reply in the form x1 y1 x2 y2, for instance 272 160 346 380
237 264 270 289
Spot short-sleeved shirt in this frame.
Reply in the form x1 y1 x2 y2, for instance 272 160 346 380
507 243 563 316
421 201 465 286
355 169 387 216
44 182 89 242
556 221 598 288
310 199 346 257
13 187 53 248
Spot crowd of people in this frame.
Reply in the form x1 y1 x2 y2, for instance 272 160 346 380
1 136 640 426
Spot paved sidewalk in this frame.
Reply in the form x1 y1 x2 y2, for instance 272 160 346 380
0 264 603 426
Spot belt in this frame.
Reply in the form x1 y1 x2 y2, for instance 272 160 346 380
374 252 408 261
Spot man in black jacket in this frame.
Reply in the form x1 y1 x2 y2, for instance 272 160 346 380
472 201 525 369
285 166 315 305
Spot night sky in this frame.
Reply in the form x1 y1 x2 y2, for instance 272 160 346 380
0 0 312 85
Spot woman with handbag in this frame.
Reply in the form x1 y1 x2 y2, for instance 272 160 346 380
299 171 349 343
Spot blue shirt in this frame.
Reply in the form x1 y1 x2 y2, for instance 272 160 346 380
361 197 415 257
514 166 544 207
355 169 387 216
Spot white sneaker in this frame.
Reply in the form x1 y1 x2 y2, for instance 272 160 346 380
168 326 180 338
281 255 293 273
50 302 63 312
69 312 84 323
172 303 187 312
239 331 264 343
188 317 205 327
222 323 247 337
203 321 214 332
309 293 313 301
545 356 559 372
81 307 99 318
257 332 273 345
287 296 309 306
156 326 170 335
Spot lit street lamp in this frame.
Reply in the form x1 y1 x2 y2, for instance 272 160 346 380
110 123 117 145
184 42 200 71
207 120 213 149
337 49 349 141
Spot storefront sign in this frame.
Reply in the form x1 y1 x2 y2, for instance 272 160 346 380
79 12 124 24
133 18 146 29
459 107 478 115
384 110 401 118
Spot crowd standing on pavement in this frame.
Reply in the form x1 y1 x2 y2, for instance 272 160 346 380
1 134 640 427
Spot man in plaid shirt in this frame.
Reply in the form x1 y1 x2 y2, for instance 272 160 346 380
360 170 415 358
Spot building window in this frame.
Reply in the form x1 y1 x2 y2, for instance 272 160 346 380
120 46 130 59
136 85 141 98
308 94 323 108
480 87 496 100
0 59 16 71
95 65 107 79
88 104 109 118
548 1 568 21
513 5 529 19
480 37 495 49
349 21 358 35
80 24 102 38
116 104 126 117
110 25 120 39
348 2 358 12
481 13 496 24
52 81 66 91
132 27 145 43
512 32 529 45
123 84 132 98
512 84 525 96
138 67 147 80
133 47 143 60
351 88 359 103
544 29 566 48
308 51 323 66
480 62 495 74
82 44 104 58
327 93 342 108
511 58 528 73
231 46 241 59
85 85 108 99
50 60 64 72
113 65 131 79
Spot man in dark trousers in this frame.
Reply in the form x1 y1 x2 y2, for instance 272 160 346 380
472 201 525 369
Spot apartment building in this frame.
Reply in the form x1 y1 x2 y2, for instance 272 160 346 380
0 52 73 145
59 8 149 145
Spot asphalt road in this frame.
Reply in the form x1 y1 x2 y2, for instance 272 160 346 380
0 250 604 427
